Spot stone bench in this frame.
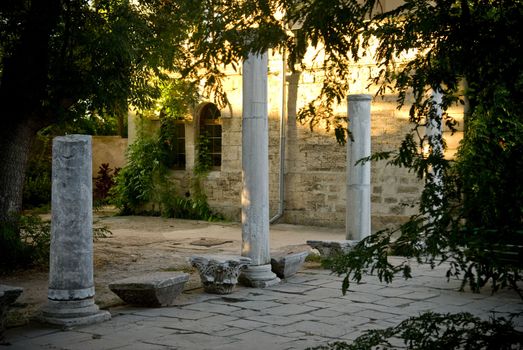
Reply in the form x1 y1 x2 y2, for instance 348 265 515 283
306 240 358 258
0 285 23 343
109 272 189 307
271 250 309 279
190 255 251 294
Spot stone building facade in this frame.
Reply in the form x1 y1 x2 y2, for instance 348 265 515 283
128 51 463 231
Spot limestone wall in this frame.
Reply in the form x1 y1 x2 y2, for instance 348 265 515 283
91 136 128 178
127 51 463 231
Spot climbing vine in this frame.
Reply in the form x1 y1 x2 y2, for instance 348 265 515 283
110 79 222 221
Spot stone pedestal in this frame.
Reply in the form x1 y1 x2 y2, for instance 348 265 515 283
240 51 280 288
190 255 251 294
40 135 110 327
109 272 189 307
346 94 372 240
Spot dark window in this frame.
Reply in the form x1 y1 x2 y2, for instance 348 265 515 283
160 118 186 170
199 103 222 168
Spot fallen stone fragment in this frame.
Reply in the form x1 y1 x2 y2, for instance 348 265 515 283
271 251 309 279
306 240 358 258
0 285 23 343
109 272 189 307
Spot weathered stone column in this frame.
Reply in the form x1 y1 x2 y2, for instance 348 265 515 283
346 94 372 240
41 135 110 327
240 52 280 287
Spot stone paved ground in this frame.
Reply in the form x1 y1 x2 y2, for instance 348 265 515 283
4 258 522 350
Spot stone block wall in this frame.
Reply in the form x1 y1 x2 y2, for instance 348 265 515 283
124 51 463 231
92 136 128 178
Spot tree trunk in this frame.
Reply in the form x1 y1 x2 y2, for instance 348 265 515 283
0 0 61 223
0 119 40 223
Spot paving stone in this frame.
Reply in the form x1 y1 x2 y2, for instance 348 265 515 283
292 320 347 338
370 286 417 297
232 329 297 342
301 278 338 286
214 326 250 337
273 295 316 305
146 332 236 348
302 286 345 299
113 341 174 349
245 314 304 326
225 319 269 330
15 330 93 349
309 308 344 318
228 308 262 318
338 291 384 303
229 300 282 311
284 275 318 284
399 290 441 301
320 314 371 328
372 297 412 307
283 338 335 350
359 302 415 316
324 300 367 314
257 324 307 337
231 290 282 301
150 307 215 320
85 319 179 340
182 301 242 314
304 300 339 308
267 283 317 294
264 304 317 316
353 309 399 321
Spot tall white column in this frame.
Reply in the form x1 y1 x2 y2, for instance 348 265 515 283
346 94 372 240
41 135 110 326
240 52 279 287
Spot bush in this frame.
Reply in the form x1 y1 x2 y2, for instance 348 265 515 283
93 163 120 206
0 215 50 272
22 134 52 209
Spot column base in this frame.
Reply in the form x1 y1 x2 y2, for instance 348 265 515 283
239 264 280 288
39 298 110 327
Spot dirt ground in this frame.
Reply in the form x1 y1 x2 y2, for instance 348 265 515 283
1 210 343 327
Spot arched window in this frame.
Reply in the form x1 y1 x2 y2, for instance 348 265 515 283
198 103 222 169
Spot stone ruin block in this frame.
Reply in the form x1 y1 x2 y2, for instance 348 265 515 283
0 285 23 343
271 250 309 279
306 240 358 258
109 272 189 307
190 255 251 294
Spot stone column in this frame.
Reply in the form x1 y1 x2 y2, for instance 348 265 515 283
346 94 372 240
240 52 280 288
41 135 110 327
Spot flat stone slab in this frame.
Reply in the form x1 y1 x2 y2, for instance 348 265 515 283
271 250 309 279
306 240 358 257
0 285 23 306
1 285 23 343
109 272 189 307
190 255 251 294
